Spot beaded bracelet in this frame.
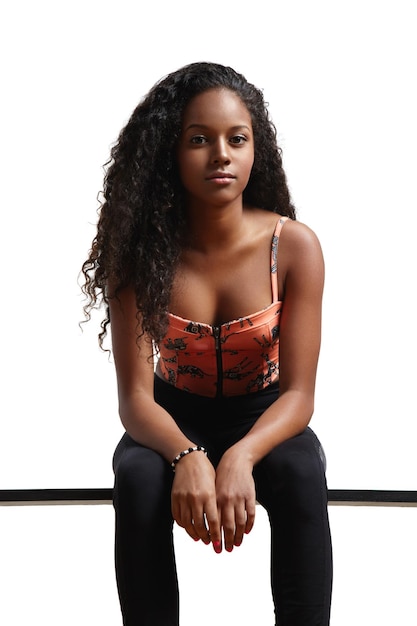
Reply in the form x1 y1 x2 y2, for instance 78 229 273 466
171 446 207 471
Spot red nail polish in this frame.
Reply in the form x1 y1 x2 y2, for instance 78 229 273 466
213 540 221 553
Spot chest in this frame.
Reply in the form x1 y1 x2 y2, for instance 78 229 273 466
170 239 276 326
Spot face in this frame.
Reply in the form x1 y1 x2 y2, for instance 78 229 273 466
177 88 254 210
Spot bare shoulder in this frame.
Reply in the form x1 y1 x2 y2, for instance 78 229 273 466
279 218 325 290
282 217 322 249
281 218 323 260
248 209 323 268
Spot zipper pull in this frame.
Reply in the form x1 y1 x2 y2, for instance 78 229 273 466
213 325 220 349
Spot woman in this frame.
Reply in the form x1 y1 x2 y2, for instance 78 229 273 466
81 61 332 625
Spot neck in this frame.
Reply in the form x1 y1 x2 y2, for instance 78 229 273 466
183 202 247 253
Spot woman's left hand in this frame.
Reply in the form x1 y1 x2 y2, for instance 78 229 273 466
214 448 256 553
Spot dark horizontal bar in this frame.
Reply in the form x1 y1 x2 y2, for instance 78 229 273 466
0 488 113 503
328 490 417 505
1 488 417 506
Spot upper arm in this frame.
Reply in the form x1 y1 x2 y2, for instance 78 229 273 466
278 220 325 398
109 286 156 400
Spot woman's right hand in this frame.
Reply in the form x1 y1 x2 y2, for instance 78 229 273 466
171 452 222 551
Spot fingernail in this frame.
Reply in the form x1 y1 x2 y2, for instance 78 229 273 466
193 537 200 542
213 540 221 553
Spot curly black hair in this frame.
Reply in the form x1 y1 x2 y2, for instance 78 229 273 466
80 61 296 348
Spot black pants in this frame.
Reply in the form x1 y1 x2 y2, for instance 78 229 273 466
113 376 333 625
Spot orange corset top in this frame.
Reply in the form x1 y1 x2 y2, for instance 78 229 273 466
157 217 289 398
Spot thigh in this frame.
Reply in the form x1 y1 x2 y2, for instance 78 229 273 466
113 432 174 522
254 429 332 624
112 434 180 626
254 428 328 512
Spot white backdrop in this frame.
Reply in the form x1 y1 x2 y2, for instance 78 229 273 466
1 0 415 491
1 2 416 625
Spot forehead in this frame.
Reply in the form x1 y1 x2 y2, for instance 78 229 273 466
182 88 252 128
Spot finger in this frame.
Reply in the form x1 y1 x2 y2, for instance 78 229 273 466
173 509 200 541
221 507 237 553
204 501 221 553
234 506 248 547
244 499 256 535
171 499 182 527
192 512 211 545
175 500 201 542
182 515 201 542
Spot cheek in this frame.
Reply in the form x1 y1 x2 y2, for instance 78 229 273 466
178 147 199 173
243 152 255 180
177 154 201 191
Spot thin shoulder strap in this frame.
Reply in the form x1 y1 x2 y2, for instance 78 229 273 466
271 216 290 302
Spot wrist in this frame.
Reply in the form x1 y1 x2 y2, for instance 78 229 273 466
171 445 208 472
222 443 255 468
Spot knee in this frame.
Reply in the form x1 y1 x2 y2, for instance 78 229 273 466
114 443 172 511
285 450 324 494
260 433 327 499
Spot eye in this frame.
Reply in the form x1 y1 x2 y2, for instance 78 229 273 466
190 135 207 145
230 135 248 145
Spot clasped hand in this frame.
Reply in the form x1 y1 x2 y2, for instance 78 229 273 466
171 449 256 554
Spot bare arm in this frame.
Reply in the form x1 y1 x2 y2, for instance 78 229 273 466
110 287 193 460
109 287 221 548
234 219 324 458
215 220 325 550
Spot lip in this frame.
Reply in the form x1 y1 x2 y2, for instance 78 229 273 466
206 171 236 181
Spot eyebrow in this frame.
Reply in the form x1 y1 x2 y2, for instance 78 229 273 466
184 124 252 132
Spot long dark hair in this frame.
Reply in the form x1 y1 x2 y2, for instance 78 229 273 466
80 62 296 348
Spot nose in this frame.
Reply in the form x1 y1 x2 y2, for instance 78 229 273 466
211 138 231 165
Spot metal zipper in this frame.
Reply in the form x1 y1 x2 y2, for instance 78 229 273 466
212 325 223 398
